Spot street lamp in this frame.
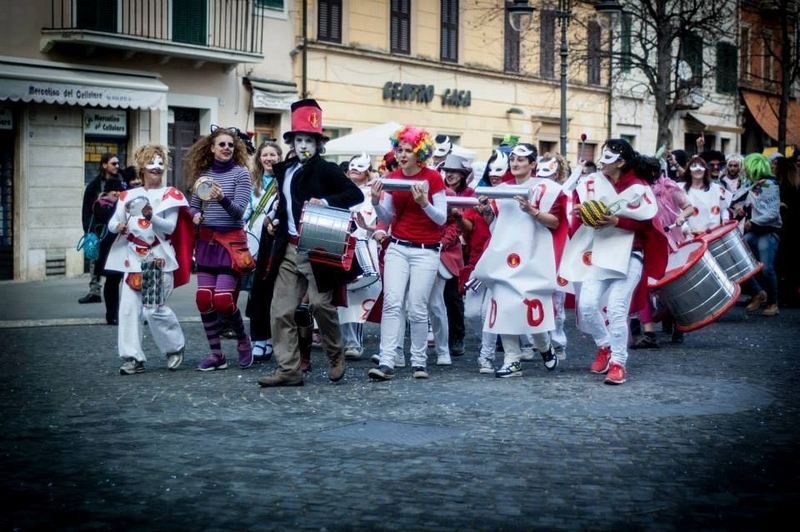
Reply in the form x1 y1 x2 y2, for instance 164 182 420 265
508 0 623 157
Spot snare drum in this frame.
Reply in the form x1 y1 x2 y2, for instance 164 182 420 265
246 230 260 258
348 239 380 291
648 240 740 332
297 202 356 270
697 220 763 283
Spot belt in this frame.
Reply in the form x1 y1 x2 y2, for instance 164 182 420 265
391 237 441 251
288 235 300 246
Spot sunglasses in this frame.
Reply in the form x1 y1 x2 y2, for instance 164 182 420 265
708 163 726 170
109 161 119 166
217 142 235 148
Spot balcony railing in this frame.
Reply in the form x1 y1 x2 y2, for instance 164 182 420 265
44 0 264 61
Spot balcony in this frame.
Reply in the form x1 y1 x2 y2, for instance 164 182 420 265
42 0 265 69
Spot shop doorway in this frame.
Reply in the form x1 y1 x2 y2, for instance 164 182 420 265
168 108 200 195
0 127 13 280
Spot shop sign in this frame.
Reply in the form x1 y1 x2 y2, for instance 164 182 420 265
0 107 11 130
382 81 471 107
84 109 127 137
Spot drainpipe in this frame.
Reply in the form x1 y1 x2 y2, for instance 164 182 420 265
302 0 308 99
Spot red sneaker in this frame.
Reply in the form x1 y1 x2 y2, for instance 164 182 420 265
589 346 612 374
604 363 627 385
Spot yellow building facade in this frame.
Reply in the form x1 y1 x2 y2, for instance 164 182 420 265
295 0 612 163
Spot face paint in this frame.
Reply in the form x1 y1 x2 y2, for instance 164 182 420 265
294 133 317 162
146 155 165 173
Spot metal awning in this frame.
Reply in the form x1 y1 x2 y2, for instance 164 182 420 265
742 89 800 146
0 56 168 110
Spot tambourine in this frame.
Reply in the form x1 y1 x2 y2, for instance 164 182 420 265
193 176 216 201
125 196 150 218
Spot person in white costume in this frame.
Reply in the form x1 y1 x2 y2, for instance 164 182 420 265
682 155 733 236
560 139 668 385
340 152 382 360
105 145 193 375
473 143 568 378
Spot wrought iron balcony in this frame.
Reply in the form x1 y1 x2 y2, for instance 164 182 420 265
42 0 265 68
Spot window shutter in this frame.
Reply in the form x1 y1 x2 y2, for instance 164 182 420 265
681 33 703 87
620 13 632 72
173 0 207 45
391 0 410 54
76 0 117 32
539 10 555 78
440 0 459 62
318 0 342 43
716 42 737 94
504 2 520 73
588 21 601 85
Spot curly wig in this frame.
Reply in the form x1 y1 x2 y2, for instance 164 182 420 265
132 144 169 178
743 153 773 184
184 128 251 187
390 126 435 166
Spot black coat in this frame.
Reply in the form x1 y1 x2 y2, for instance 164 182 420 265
268 154 364 293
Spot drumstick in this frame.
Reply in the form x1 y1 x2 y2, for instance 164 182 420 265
663 212 693 232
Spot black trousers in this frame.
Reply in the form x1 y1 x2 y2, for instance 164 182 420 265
443 276 465 344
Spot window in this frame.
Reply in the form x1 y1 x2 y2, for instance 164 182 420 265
539 9 555 79
504 2 520 73
440 0 459 62
620 12 632 72
539 140 556 155
620 134 636 149
740 25 751 81
680 33 703 87
318 0 342 43
76 0 117 32
391 0 411 54
587 20 601 86
716 42 737 94
173 0 207 46
256 0 284 8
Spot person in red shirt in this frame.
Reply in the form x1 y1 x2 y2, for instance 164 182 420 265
367 126 447 381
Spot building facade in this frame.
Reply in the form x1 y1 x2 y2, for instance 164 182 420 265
0 0 295 281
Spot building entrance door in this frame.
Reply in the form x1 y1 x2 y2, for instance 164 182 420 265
0 128 13 280
168 108 200 195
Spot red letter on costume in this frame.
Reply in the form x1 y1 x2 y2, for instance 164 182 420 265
489 299 498 328
524 298 544 326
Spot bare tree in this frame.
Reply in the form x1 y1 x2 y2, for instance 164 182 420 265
574 0 736 151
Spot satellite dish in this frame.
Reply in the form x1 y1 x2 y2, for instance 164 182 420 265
677 60 693 81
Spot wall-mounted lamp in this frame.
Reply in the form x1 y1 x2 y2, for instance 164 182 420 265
506 107 525 115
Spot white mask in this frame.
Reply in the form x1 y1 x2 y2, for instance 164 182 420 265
294 133 318 162
488 150 509 177
690 165 705 173
349 152 371 173
599 147 621 165
510 145 535 158
146 155 165 173
536 157 558 178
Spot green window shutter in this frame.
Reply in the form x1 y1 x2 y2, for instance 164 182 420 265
256 0 284 8
76 0 117 32
716 42 738 94
173 0 207 46
620 13 632 72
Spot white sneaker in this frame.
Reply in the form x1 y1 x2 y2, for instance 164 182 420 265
165 347 184 370
344 347 364 360
436 353 452 366
554 346 566 361
478 358 494 374
495 361 522 378
412 366 429 379
520 347 537 361
395 353 406 368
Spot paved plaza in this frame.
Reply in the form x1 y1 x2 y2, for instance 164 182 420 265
1 276 799 531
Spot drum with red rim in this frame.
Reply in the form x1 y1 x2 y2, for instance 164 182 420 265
297 202 356 270
697 220 763 283
648 240 740 332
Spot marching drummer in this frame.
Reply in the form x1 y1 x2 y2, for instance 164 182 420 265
258 99 363 387
682 155 733 236
560 139 668 385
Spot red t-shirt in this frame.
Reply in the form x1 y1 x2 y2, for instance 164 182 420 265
385 167 446 244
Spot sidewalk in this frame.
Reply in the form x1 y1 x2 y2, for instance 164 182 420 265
0 274 246 328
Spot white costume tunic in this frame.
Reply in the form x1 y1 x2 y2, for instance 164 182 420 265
339 181 382 324
684 184 732 234
560 172 659 283
106 186 189 362
472 178 562 335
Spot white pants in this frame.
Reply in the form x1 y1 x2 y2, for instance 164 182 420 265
578 256 643 366
118 271 185 362
550 290 567 349
500 332 551 364
378 243 439 368
428 273 450 359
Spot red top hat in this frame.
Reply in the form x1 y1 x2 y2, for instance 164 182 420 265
283 99 329 142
